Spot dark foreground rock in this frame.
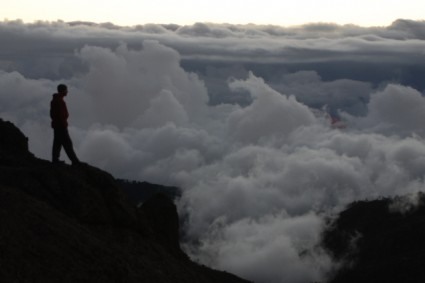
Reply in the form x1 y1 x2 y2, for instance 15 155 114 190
322 195 425 283
0 118 251 283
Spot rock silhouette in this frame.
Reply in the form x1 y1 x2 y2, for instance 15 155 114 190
322 196 425 283
0 118 251 283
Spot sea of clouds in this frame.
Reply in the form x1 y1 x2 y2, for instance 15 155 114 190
1 19 425 283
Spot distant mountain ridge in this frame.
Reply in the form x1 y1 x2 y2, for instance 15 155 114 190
0 118 251 283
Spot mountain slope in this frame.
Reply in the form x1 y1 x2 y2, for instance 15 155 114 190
322 195 425 283
0 118 250 283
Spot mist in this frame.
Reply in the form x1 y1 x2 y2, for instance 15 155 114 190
1 19 425 283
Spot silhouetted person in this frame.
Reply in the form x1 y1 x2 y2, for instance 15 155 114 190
50 84 80 165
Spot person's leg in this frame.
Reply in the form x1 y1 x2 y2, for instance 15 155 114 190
52 128 63 162
62 128 80 164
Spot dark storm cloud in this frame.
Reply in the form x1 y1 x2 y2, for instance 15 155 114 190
2 19 425 283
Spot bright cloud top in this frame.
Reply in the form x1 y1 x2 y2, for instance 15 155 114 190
2 21 425 283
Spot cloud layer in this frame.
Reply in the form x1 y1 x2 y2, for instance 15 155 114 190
1 20 425 283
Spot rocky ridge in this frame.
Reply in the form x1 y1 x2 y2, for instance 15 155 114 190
322 195 425 283
0 118 251 283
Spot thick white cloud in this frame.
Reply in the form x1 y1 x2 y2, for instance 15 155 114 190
187 213 330 283
77 41 208 128
227 73 316 144
0 71 51 123
347 84 425 135
2 19 425 115
2 21 425 283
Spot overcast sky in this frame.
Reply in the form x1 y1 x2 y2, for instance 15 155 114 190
2 0 425 27
1 18 425 283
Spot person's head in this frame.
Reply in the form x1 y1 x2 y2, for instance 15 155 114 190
57 84 68 96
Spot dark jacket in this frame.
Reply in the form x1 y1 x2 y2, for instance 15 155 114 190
50 93 69 128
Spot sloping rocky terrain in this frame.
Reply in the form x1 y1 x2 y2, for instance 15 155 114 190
0 118 251 283
4 117 425 283
322 195 425 283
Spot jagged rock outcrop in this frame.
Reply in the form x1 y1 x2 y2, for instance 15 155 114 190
0 118 251 283
322 195 425 283
0 119 34 164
